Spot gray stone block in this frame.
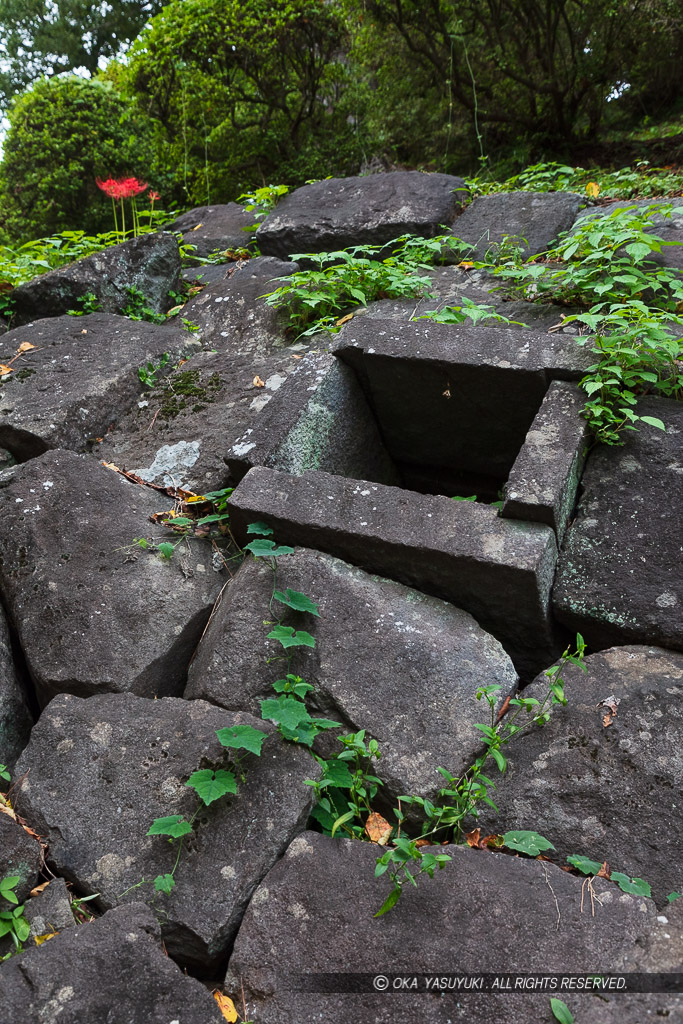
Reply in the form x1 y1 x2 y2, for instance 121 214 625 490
227 466 559 679
14 693 317 971
448 191 585 258
225 352 400 486
0 450 224 704
257 172 468 259
10 233 182 326
553 396 683 651
0 604 32 770
0 314 197 462
0 903 226 1023
0 814 42 905
169 202 256 258
186 547 518 801
476 645 683 905
224 831 678 1023
502 381 589 541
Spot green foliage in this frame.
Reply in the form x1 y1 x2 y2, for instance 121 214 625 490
0 77 154 240
550 997 575 1024
216 724 268 756
186 768 237 805
138 353 170 388
273 588 320 616
501 830 555 857
467 161 683 200
610 872 652 897
243 539 294 558
124 0 356 207
417 295 528 327
266 625 316 650
0 764 10 783
0 877 30 956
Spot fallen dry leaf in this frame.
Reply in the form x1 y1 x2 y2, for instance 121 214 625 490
496 695 512 722
17 342 35 353
458 260 475 269
414 839 431 848
29 881 50 897
598 694 620 727
34 931 59 946
252 375 265 388
464 829 504 850
586 182 600 198
0 364 14 374
81 329 88 334
335 313 354 326
365 812 392 845
465 828 481 848
213 992 238 1022
0 802 16 820
191 222 204 231
597 861 611 879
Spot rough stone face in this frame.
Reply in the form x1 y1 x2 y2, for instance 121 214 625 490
169 202 256 257
449 191 584 259
553 396 683 651
476 645 683 905
14 694 317 971
0 605 32 770
94 343 313 493
225 352 400 486
11 233 182 326
501 381 589 541
179 255 298 350
0 450 224 705
228 467 559 679
0 815 42 904
257 172 468 259
0 314 196 462
0 903 226 1023
0 877 76 958
224 830 674 1023
186 548 517 801
334 318 593 492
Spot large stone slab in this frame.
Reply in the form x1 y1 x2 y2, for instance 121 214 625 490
0 903 226 1023
0 814 42 904
553 396 683 651
179 255 297 350
169 202 256 257
257 172 468 259
14 693 316 971
0 604 32 770
0 877 76 959
476 645 683 905
501 381 589 541
224 830 678 1023
449 191 584 258
11 233 182 326
334 318 592 491
225 352 400 486
0 450 224 704
0 314 196 462
228 467 559 679
95 343 312 493
186 548 518 801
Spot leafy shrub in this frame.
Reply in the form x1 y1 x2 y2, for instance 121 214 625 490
0 76 155 241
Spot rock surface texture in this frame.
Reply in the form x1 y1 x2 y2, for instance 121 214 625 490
0 903 225 1023
14 693 316 970
169 202 256 257
0 450 223 704
186 547 518 800
10 233 182 325
449 190 584 258
257 171 468 258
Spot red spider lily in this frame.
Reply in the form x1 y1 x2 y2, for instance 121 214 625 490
119 177 149 198
149 191 160 203
96 177 125 199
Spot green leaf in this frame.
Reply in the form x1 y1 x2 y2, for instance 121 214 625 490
550 997 574 1024
666 891 681 903
0 877 19 905
611 872 651 897
157 542 175 560
246 521 273 536
320 759 354 789
374 885 402 917
216 724 267 755
639 416 666 431
13 915 30 943
153 873 175 894
272 588 320 616
331 810 356 837
502 830 555 856
567 854 604 876
186 768 237 805
490 748 507 772
147 815 193 839
261 696 311 730
309 801 336 832
267 624 316 649
244 539 294 558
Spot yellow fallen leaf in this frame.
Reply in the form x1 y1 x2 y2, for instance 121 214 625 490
213 992 238 1022
253 375 265 388
34 931 58 946
191 223 204 231
0 803 16 820
365 811 392 845
458 261 474 269
30 881 50 897
186 495 208 503
0 364 14 374
586 182 600 198
335 313 354 326
17 342 35 353
100 462 120 472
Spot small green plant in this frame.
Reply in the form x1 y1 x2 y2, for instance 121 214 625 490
238 183 289 222
0 876 30 957
416 294 528 327
122 286 167 324
138 353 170 388
67 291 102 316
550 997 574 1024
